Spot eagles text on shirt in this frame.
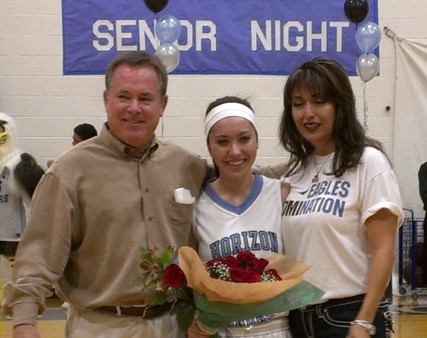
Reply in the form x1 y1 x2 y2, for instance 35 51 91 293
283 180 350 217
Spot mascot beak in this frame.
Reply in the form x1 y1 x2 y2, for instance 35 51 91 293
0 131 7 146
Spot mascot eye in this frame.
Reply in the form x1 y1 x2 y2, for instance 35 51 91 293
0 124 5 133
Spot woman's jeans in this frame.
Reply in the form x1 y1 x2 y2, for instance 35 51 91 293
288 294 393 338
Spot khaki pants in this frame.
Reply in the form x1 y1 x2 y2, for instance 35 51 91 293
66 305 185 338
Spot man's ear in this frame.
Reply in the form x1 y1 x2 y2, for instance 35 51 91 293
160 95 169 116
103 90 108 107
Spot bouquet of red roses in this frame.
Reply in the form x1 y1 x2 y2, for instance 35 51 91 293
205 251 282 283
140 246 324 336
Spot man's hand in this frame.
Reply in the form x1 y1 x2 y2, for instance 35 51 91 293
14 324 41 338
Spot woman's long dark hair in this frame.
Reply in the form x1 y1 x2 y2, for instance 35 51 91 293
279 57 384 177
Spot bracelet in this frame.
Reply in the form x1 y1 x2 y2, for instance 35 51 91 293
350 320 376 336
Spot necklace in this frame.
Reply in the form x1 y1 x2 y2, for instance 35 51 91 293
312 153 333 183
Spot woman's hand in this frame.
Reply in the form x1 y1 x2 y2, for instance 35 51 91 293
14 324 41 338
187 319 212 338
346 322 371 338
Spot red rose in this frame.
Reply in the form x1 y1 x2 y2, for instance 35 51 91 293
248 257 269 273
221 256 239 267
229 266 261 283
264 269 282 281
162 264 186 288
236 251 257 265
229 266 247 282
236 251 268 273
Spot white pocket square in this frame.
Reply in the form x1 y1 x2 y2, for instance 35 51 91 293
174 187 195 204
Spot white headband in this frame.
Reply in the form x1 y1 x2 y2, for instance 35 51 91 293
204 102 257 136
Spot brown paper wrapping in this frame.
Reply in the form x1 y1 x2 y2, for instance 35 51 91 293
178 246 310 305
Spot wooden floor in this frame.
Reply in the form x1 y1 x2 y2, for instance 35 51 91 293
1 297 427 337
393 314 427 337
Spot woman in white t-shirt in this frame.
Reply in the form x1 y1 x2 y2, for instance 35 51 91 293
279 57 403 338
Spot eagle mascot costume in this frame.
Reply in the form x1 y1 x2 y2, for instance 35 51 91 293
0 113 45 261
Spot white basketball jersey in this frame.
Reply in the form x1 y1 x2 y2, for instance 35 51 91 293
193 175 283 261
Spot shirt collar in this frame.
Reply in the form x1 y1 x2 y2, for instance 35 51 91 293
100 123 159 160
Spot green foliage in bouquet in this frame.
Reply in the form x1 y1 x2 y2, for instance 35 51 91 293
140 245 196 331
140 245 176 305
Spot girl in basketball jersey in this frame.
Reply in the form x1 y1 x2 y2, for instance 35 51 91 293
189 96 291 338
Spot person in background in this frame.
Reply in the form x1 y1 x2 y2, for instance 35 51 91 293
47 123 98 168
2 51 207 338
278 57 403 338
72 123 98 146
418 161 427 286
188 96 291 338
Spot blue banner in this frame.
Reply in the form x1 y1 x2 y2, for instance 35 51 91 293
62 0 378 75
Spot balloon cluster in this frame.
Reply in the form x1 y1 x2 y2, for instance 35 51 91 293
143 0 181 73
155 15 181 73
344 0 382 82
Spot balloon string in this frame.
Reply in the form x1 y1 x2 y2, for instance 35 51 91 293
155 16 159 48
363 83 368 132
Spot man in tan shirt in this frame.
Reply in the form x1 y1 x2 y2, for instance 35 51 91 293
2 51 207 338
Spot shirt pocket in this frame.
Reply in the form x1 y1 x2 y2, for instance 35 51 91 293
164 199 194 230
163 199 194 246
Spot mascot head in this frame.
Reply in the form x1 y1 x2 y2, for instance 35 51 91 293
0 112 18 160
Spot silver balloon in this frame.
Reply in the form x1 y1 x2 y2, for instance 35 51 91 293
155 43 180 73
356 53 379 82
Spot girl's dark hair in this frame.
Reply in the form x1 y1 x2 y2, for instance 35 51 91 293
205 96 253 116
279 57 384 177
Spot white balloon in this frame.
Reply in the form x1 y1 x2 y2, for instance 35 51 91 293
356 53 379 82
155 43 180 73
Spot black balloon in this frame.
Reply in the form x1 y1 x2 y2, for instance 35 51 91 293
143 0 169 14
344 0 369 24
